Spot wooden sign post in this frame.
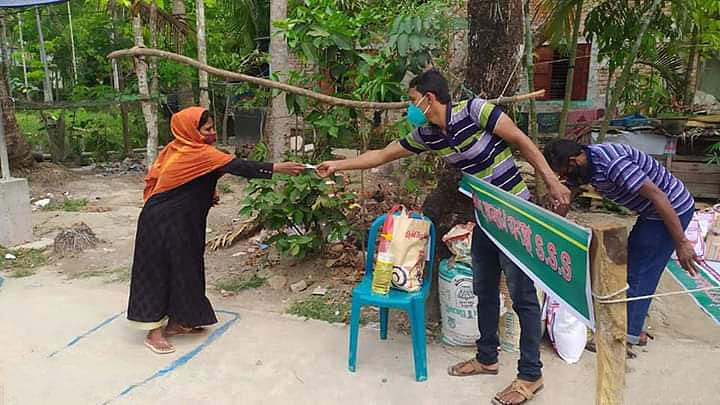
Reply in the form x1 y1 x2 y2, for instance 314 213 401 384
589 221 629 405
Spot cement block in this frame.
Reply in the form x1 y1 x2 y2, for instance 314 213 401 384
0 177 33 247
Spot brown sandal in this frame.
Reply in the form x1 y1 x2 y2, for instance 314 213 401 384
447 358 499 377
637 332 654 347
492 379 544 405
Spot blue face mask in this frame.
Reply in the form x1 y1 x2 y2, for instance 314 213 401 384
406 95 430 128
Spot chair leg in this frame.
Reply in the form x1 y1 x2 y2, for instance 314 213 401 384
379 307 389 340
409 300 428 382
348 300 362 373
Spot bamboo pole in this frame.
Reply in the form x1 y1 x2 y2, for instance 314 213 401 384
108 48 545 110
589 222 628 405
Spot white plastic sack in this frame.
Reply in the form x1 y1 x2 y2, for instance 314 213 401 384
544 296 586 364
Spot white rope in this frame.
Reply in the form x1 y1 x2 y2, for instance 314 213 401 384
593 284 720 304
592 284 629 300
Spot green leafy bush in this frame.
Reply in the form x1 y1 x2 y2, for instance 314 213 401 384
240 172 357 258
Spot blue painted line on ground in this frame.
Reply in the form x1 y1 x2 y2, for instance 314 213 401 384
48 311 126 358
0 273 4 290
101 310 240 405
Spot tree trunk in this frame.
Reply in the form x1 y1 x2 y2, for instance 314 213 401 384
222 84 231 144
684 26 700 108
557 0 584 138
1 17 11 97
173 0 195 109
422 0 525 322
196 0 210 109
597 0 662 144
465 0 523 97
0 60 33 171
17 15 29 100
149 2 160 143
35 7 53 103
268 0 291 160
110 4 131 158
67 2 78 83
132 13 159 167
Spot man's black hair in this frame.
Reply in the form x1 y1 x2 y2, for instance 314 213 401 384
543 139 585 171
198 109 212 129
409 69 451 104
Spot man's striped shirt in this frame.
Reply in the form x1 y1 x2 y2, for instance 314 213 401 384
399 98 530 200
586 143 694 219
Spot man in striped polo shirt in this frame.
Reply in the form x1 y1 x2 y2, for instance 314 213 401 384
318 70 571 405
543 139 697 348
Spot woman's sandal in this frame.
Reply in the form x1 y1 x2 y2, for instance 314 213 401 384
144 339 176 354
492 379 544 405
585 341 637 359
447 358 499 377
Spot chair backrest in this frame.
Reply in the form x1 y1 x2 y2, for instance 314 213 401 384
363 213 437 293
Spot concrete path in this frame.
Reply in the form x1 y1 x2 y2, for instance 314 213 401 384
1 272 719 405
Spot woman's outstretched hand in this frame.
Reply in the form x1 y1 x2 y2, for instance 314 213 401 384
273 162 306 176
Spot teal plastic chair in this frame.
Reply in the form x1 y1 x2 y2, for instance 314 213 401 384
348 213 436 382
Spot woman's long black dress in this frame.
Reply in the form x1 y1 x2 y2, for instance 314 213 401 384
127 158 273 327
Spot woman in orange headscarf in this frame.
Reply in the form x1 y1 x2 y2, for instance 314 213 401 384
128 107 304 354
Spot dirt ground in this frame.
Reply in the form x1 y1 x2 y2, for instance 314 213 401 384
1 164 719 404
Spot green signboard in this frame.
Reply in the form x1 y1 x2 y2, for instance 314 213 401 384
459 174 595 328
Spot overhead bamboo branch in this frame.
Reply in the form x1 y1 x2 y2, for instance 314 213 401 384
108 47 545 110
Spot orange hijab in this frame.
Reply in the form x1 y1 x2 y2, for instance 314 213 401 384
143 107 234 202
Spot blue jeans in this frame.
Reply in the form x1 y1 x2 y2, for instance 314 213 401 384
471 225 543 382
627 209 694 344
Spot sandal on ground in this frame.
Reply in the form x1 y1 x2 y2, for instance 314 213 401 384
637 332 654 347
492 378 544 405
447 358 499 377
585 340 637 359
144 339 176 354
163 325 206 337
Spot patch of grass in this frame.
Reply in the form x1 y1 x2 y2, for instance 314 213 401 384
66 270 106 280
43 198 88 212
0 247 47 271
215 274 265 293
218 183 234 194
288 293 351 324
9 268 36 278
65 267 130 283
106 267 130 283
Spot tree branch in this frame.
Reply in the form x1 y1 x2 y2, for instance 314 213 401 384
109 47 545 110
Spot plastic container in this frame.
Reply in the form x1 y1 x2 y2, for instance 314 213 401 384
372 252 394 295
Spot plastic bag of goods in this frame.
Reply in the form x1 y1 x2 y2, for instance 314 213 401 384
543 295 587 364
441 223 475 266
439 259 480 346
